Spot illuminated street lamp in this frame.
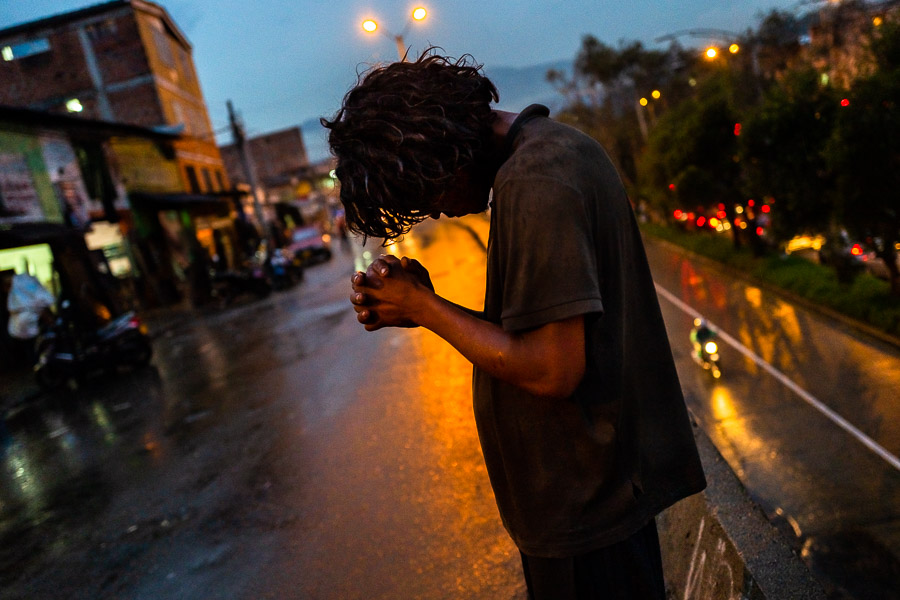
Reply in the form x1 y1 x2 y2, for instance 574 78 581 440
705 46 719 60
361 6 428 61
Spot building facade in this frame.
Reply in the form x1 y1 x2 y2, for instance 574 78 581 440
0 0 229 197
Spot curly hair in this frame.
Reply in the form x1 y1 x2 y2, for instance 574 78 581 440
321 50 499 240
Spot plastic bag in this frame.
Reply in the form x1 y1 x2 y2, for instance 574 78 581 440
6 273 55 339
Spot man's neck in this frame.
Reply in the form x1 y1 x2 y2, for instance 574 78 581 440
491 110 518 148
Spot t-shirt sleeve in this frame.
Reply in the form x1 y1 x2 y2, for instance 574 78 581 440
492 176 603 332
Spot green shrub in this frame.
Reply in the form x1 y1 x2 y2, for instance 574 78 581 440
641 222 900 338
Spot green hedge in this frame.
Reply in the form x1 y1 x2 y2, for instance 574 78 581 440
641 222 900 339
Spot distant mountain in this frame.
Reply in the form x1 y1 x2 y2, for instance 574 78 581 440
302 58 574 163
485 58 572 113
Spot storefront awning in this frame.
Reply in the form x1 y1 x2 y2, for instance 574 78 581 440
0 221 83 250
129 192 240 214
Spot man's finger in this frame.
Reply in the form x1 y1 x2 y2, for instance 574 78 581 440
368 258 391 278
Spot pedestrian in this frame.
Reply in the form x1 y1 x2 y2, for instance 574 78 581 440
323 50 706 599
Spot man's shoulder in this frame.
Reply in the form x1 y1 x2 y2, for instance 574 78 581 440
496 118 614 191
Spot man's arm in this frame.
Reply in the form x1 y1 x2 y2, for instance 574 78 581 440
352 256 584 398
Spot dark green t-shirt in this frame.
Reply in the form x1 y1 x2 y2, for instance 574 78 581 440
472 105 706 558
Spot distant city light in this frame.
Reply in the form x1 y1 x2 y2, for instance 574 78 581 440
651 90 661 99
362 19 377 33
874 16 884 26
729 43 740 54
412 7 427 20
65 98 83 113
705 47 718 59
841 98 850 107
640 97 649 106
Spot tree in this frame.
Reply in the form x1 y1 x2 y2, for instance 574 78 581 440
825 19 900 294
739 67 838 244
548 36 699 191
638 71 746 246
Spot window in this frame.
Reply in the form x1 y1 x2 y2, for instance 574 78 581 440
2 37 51 61
202 168 215 192
185 165 200 193
171 100 186 132
177 47 194 85
151 27 174 67
86 19 118 43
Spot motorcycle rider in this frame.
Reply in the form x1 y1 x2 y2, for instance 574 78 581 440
690 317 716 362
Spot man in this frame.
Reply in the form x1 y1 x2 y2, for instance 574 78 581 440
323 51 706 599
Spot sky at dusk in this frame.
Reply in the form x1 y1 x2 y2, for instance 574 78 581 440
2 0 808 160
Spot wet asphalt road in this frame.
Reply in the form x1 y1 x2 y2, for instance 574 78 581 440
2 214 900 599
645 238 900 599
1 215 524 600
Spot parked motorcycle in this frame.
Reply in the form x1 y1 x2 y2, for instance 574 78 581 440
34 302 153 390
690 318 722 379
266 247 303 290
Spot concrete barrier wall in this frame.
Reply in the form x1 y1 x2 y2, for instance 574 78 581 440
658 425 826 599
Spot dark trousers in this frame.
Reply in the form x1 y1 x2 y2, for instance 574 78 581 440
520 519 666 600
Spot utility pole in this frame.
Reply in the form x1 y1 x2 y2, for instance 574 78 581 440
227 100 266 232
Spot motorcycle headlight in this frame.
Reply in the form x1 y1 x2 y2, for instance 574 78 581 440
704 341 718 355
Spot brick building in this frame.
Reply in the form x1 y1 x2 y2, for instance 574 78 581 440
0 0 229 196
220 126 309 187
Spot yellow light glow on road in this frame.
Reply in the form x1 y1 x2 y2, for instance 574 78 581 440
651 90 661 99
413 7 427 20
362 19 378 33
729 43 740 54
706 47 718 59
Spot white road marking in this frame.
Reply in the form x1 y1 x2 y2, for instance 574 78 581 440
655 283 900 472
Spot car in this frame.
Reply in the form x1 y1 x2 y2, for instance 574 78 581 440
286 225 332 267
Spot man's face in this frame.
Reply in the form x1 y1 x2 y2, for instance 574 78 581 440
430 166 492 220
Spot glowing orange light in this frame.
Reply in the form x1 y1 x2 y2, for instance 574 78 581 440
851 243 863 256
651 90 661 99
362 19 377 32
709 217 720 228
729 43 740 54
706 47 718 59
717 210 726 219
640 97 649 106
412 7 427 21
